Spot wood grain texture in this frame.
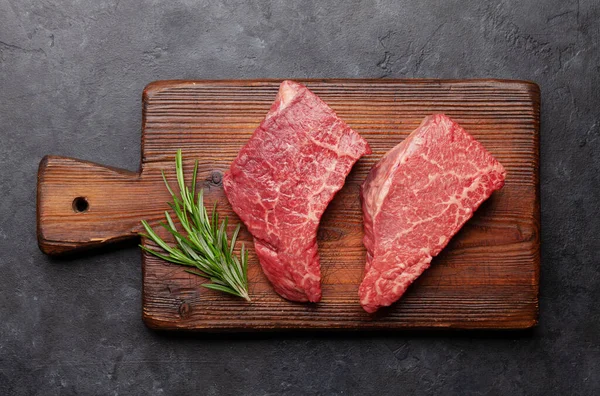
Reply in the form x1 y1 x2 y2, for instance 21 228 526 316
37 79 540 330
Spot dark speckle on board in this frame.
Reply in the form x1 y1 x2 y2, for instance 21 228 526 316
210 170 223 186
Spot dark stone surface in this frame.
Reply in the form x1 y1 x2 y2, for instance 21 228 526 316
1 0 598 394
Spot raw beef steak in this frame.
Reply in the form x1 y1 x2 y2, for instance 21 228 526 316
360 114 506 313
224 81 371 302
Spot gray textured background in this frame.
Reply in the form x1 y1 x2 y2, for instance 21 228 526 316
1 0 599 394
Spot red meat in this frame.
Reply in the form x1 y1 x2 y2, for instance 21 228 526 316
360 114 506 313
224 81 371 302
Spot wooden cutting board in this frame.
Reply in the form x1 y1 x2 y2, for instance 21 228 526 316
37 79 540 330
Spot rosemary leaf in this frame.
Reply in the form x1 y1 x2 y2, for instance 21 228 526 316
139 150 250 301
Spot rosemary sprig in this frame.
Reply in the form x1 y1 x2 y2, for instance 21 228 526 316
139 150 250 301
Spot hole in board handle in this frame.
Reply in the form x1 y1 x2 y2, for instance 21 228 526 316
72 197 89 213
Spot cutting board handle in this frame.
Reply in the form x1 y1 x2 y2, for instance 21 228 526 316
37 155 147 255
